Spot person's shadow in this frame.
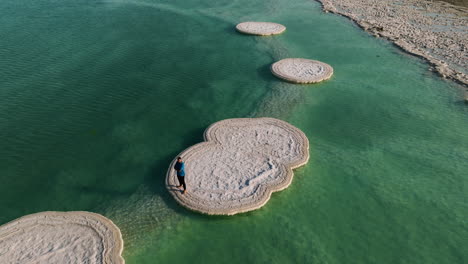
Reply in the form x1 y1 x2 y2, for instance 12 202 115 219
143 127 205 214
166 184 183 193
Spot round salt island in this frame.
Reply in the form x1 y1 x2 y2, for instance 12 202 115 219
166 118 309 215
0 211 124 264
236 22 286 36
271 58 334 84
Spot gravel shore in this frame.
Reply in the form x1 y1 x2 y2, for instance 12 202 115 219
317 0 468 86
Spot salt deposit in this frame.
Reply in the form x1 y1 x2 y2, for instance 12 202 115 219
317 0 468 86
166 118 309 215
0 211 124 264
271 58 334 84
236 22 286 36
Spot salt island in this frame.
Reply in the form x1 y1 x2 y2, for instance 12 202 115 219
236 22 286 36
166 118 309 215
0 211 124 264
271 58 334 84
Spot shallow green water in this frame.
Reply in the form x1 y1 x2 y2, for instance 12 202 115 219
0 0 467 263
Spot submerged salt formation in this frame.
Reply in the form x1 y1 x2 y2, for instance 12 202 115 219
271 58 334 84
236 22 286 36
0 211 124 264
166 118 309 215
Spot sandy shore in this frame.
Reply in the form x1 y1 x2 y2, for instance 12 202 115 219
0 211 124 264
317 0 468 86
166 118 309 215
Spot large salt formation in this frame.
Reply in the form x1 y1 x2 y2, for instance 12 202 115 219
271 58 334 84
166 118 309 215
236 22 286 36
0 211 124 264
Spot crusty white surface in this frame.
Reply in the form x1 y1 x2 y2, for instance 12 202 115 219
236 22 286 36
271 58 334 84
0 211 124 264
317 0 468 85
166 118 309 215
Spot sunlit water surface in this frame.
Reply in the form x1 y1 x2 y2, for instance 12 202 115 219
0 0 467 263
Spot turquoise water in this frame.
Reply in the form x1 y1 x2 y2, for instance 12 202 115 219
0 0 467 263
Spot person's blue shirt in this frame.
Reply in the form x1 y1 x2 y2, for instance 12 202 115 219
174 161 185 176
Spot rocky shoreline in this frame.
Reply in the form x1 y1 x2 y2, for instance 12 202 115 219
316 0 468 87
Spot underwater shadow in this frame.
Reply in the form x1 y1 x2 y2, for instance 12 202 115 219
72 186 133 197
256 63 282 83
143 126 206 215
223 25 242 36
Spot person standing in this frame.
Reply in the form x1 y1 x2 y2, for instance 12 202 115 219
174 157 186 194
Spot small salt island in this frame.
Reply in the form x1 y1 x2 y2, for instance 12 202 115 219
271 58 334 84
166 118 309 215
236 22 286 36
0 211 124 264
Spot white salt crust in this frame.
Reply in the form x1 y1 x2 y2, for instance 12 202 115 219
0 211 124 264
236 22 286 36
318 0 468 86
271 58 334 84
166 118 309 215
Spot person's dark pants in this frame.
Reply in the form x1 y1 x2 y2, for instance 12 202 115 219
177 175 186 190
